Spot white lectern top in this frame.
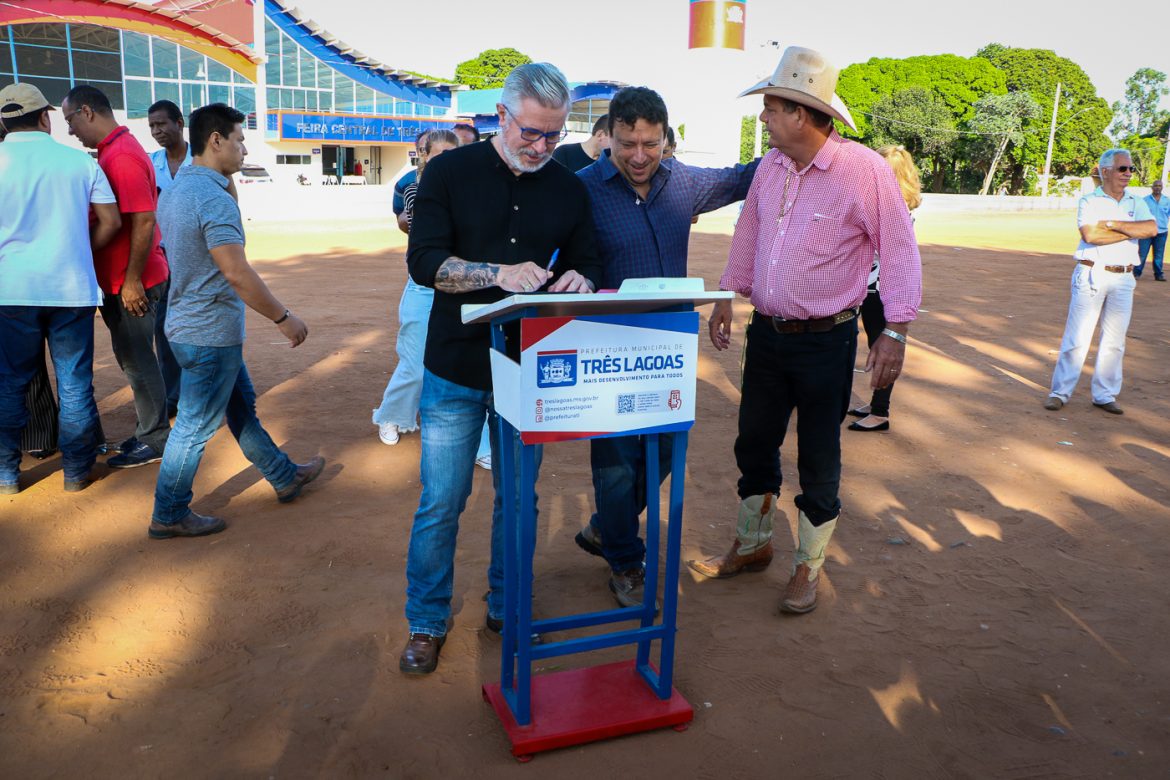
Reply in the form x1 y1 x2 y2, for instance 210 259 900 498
461 278 733 325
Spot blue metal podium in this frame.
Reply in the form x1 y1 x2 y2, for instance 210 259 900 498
463 287 732 759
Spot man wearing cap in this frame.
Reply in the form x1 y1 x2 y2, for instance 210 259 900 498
690 47 921 614
1043 148 1155 416
0 83 122 494
63 84 172 469
572 86 757 609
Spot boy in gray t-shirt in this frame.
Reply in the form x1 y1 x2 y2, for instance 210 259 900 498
149 103 324 540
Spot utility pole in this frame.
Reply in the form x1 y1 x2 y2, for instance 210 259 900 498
1162 122 1169 184
1042 82 1061 198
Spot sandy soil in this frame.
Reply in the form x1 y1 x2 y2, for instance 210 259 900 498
2 212 1169 778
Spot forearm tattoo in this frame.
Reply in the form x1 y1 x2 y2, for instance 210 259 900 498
434 257 500 293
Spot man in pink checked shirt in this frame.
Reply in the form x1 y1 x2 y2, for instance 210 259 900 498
688 47 922 614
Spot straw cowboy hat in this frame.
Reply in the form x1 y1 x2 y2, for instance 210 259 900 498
740 46 856 131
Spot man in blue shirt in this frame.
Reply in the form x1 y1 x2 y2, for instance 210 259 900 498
1137 179 1169 281
573 86 758 607
150 102 324 539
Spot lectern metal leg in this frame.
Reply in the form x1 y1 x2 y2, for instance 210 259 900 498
657 431 689 699
636 435 661 676
514 441 538 726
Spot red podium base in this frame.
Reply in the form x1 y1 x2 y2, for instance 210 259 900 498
482 660 693 759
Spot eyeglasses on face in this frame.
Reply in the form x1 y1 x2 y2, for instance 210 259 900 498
62 108 83 124
1111 165 1136 173
502 105 568 144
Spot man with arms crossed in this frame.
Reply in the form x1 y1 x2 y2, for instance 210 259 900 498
1044 149 1155 415
150 103 324 539
0 83 121 493
400 63 602 675
692 47 921 615
573 86 757 607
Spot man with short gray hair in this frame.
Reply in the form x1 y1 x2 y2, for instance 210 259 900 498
398 62 602 675
1044 149 1156 415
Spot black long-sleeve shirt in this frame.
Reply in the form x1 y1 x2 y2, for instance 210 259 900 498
407 139 603 391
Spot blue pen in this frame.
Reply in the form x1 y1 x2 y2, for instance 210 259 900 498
547 248 560 271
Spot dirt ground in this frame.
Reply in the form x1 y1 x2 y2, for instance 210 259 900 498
2 211 1169 778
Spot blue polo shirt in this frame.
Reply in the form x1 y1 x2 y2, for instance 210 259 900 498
576 151 758 290
150 143 192 193
1143 193 1170 233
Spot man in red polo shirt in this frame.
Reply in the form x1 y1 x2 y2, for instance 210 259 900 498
63 85 171 468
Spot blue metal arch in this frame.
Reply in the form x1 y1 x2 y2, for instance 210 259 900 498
264 0 451 109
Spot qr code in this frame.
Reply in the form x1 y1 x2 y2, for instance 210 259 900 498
616 394 635 414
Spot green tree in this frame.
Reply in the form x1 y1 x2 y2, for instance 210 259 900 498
837 54 1006 138
1110 68 1169 139
869 87 954 169
1122 135 1166 186
967 91 1041 194
975 44 1112 191
836 54 1005 189
454 48 532 90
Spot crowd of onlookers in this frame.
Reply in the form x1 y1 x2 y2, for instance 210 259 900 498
1 83 323 536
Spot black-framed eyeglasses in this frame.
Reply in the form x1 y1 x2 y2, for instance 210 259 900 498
502 105 568 144
1113 165 1136 173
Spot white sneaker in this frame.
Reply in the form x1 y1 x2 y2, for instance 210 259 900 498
378 422 400 445
475 454 492 471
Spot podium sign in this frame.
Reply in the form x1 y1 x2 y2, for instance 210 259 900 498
493 311 699 444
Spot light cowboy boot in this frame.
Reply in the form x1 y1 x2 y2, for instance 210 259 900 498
780 511 838 614
687 493 775 579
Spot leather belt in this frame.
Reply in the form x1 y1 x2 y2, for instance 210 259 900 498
761 307 859 335
1078 259 1134 274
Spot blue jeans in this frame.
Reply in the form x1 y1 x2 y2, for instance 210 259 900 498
589 434 673 572
154 279 181 413
1137 232 1167 278
404 370 542 637
372 279 433 433
152 342 297 524
372 280 491 458
0 306 101 484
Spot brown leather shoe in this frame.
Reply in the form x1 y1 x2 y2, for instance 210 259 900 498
399 632 445 676
779 564 820 614
276 456 326 503
687 539 773 579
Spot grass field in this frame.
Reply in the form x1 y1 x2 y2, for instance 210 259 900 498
240 207 1082 263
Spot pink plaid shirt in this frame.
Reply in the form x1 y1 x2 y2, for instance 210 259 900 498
720 130 922 322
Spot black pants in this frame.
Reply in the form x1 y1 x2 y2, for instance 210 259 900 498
99 281 170 452
734 312 857 526
20 347 57 452
859 292 894 417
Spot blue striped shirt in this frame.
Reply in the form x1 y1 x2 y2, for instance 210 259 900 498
577 151 759 289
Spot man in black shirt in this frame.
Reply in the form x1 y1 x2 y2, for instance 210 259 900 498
551 113 610 173
400 62 602 675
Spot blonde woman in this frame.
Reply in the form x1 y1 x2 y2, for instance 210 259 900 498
848 145 921 432
372 130 460 445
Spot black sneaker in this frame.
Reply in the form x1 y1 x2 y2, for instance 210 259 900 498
148 511 227 539
107 440 163 469
609 566 660 613
574 523 605 557
485 615 544 645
